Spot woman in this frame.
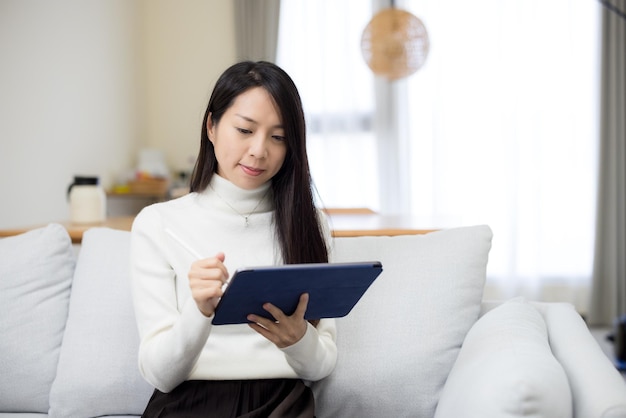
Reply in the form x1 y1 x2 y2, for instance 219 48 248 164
131 61 337 417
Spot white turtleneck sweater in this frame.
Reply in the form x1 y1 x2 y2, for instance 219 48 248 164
130 175 337 393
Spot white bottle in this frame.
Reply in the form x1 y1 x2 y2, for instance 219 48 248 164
68 176 107 224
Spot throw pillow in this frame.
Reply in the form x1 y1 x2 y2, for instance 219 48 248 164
0 224 76 413
312 225 493 418
48 228 153 418
434 297 572 418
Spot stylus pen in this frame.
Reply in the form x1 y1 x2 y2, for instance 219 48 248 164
164 228 230 290
164 228 203 259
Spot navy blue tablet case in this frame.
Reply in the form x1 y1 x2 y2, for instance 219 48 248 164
212 261 383 325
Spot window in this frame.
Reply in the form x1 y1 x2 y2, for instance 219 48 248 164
277 0 379 210
278 0 601 309
403 0 600 306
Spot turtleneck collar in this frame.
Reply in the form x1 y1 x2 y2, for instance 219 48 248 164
198 174 273 215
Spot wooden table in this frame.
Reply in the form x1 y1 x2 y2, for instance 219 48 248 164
0 214 438 244
327 214 437 237
0 217 136 244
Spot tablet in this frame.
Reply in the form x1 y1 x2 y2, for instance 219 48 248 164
211 261 383 325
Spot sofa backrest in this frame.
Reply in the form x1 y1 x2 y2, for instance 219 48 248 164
312 225 493 418
0 224 76 414
47 227 153 418
1 224 493 417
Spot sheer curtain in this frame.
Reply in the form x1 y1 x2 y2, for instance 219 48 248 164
404 0 601 311
276 0 379 211
277 0 601 312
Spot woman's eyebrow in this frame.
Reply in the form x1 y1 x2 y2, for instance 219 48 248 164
235 113 256 123
235 113 283 129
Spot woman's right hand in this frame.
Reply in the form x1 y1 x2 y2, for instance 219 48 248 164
188 252 229 317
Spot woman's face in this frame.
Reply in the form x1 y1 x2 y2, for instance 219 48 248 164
207 87 287 190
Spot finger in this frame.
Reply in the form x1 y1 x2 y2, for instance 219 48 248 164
257 293 309 323
194 252 226 268
189 267 228 286
189 273 225 292
191 255 229 282
214 253 229 281
247 308 278 326
248 322 277 344
293 293 310 319
215 252 225 262
247 314 273 329
260 302 285 322
193 285 224 301
246 315 279 343
207 253 229 278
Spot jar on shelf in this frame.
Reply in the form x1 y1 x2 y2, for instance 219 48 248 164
67 176 106 224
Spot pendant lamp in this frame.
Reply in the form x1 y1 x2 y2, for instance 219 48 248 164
361 5 429 80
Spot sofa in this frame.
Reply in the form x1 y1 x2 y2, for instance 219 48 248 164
1 223 626 418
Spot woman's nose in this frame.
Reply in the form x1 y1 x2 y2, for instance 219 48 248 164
248 134 269 158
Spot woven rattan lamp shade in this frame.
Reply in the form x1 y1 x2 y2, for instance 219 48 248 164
361 8 429 80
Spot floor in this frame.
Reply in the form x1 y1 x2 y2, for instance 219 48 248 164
589 327 626 383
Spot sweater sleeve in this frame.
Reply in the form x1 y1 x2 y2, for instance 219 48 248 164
280 319 338 381
130 206 214 393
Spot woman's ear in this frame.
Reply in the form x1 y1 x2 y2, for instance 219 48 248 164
206 113 215 143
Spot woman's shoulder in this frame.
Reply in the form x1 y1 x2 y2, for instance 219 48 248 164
132 193 199 231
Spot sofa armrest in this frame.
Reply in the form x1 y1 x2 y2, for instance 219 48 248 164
436 298 572 418
532 302 626 418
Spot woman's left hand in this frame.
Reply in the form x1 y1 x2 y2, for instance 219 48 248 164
247 293 310 348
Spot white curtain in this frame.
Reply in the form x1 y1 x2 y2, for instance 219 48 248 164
276 0 379 211
404 0 601 312
277 0 601 313
234 0 281 62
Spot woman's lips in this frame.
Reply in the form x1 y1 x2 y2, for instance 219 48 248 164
240 164 264 176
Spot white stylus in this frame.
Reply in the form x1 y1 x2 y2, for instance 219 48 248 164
164 228 203 259
164 228 230 291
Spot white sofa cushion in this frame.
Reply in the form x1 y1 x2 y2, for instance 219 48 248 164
48 228 153 418
0 224 75 413
434 297 572 418
312 225 493 418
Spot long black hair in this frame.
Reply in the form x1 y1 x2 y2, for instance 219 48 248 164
190 61 328 264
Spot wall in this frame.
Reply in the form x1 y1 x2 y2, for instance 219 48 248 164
0 0 236 229
0 0 140 229
139 0 236 173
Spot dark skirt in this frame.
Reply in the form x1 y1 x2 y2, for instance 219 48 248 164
141 379 315 418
